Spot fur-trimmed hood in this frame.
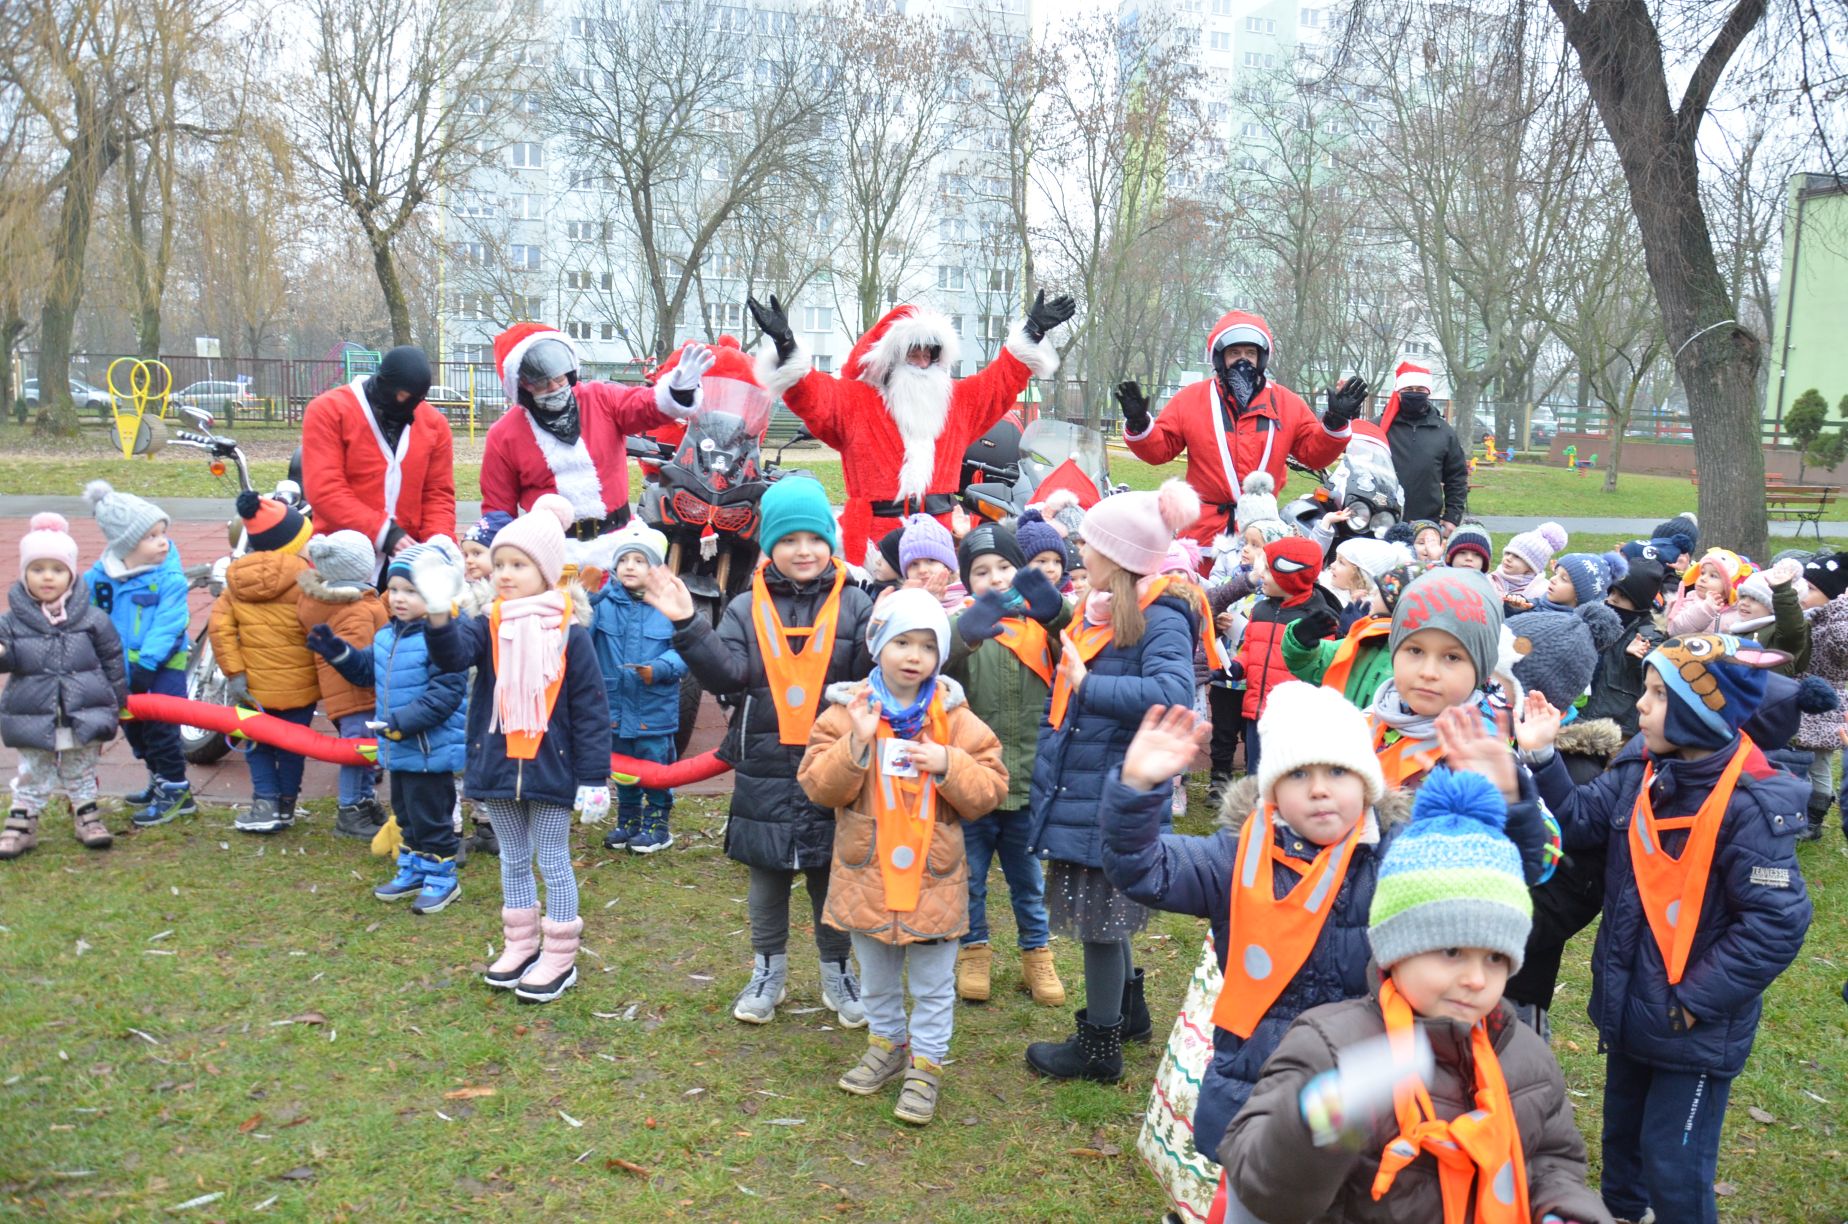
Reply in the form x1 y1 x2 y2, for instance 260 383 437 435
1214 774 1412 840
1554 715 1625 764
297 568 372 604
822 674 967 712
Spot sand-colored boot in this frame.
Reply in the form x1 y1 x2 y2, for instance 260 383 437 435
955 942 992 1002
1020 946 1065 1007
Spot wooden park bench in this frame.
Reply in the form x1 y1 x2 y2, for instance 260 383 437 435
1765 485 1838 540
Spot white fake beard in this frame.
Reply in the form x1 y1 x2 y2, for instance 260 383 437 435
883 362 953 500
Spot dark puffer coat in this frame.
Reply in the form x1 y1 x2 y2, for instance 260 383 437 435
673 562 873 871
1102 773 1409 1163
1025 594 1196 867
0 577 128 751
1544 735 1811 1076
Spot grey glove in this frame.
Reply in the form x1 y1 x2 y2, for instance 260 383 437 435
224 673 252 709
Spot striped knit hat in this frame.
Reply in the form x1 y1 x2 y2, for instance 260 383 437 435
1367 767 1532 973
235 491 312 555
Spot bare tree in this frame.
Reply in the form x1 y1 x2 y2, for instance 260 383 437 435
290 0 530 346
960 6 1052 313
1544 0 1843 554
546 0 838 362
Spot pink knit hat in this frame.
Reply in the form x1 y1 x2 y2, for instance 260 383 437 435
491 494 574 587
19 512 79 577
1081 480 1203 576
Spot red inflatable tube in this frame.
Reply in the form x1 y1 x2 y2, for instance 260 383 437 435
123 694 731 789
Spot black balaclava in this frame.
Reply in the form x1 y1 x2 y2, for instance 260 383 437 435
518 337 581 446
1396 390 1431 419
364 345 432 450
1213 341 1268 414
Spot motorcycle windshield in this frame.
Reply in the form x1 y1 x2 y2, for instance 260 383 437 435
692 379 773 442
1018 419 1109 496
1330 431 1403 510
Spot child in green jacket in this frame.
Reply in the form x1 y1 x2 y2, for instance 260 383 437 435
1281 562 1432 706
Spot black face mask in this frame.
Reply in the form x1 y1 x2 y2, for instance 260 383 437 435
1396 390 1430 418
1220 359 1264 412
364 345 432 447
523 387 581 446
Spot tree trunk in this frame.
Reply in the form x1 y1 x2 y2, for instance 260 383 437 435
122 143 164 360
1551 0 1769 556
38 124 114 437
369 235 415 347
0 316 22 423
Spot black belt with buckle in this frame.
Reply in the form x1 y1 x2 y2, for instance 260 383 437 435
870 493 957 519
567 504 630 541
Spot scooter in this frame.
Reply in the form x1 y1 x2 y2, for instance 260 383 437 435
167 406 313 764
962 417 1117 520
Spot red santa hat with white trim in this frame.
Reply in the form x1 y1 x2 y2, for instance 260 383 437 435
1379 360 1437 433
842 304 961 386
493 322 581 407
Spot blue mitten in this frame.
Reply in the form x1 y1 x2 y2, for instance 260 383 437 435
957 590 1011 646
1011 565 1064 624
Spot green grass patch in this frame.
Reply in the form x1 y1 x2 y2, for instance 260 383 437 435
1462 463 1703 520
2 792 1843 1220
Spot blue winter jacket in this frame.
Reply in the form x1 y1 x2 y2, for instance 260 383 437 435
1102 772 1405 1163
86 547 190 673
1539 735 1811 1076
1025 595 1196 867
426 600 612 808
328 619 467 774
591 583 687 737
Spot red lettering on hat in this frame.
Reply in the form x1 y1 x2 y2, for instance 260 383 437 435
1398 576 1488 634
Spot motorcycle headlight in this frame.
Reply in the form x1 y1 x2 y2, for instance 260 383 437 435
1372 510 1397 533
1346 502 1371 530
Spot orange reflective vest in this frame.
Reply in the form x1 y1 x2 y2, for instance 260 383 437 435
871 692 952 913
1371 979 1529 1224
1322 616 1390 695
1210 806 1365 1039
1049 576 1176 729
1372 720 1442 789
994 616 1053 685
488 594 572 762
1629 735 1753 984
752 564 847 745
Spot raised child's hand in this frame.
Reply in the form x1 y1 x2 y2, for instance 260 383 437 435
1512 689 1562 755
1120 705 1211 792
1433 705 1518 799
641 565 695 622
1057 631 1087 692
846 684 882 749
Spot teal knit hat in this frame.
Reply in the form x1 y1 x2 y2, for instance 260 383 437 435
757 475 839 554
1367 768 1532 973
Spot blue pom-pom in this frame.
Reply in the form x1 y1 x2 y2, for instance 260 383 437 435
1796 674 1839 714
1602 550 1629 582
1408 766 1509 833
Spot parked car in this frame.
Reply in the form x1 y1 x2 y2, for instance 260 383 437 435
22 377 111 413
426 383 471 404
174 380 258 416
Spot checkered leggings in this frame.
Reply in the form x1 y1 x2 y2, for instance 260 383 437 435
482 798 578 921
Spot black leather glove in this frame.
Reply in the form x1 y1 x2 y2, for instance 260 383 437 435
305 624 350 663
1322 376 1369 430
1022 289 1076 343
1115 380 1151 435
380 522 409 560
1289 607 1337 647
129 664 161 694
746 294 797 363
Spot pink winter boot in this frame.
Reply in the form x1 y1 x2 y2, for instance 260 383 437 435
515 916 584 1003
484 906 542 989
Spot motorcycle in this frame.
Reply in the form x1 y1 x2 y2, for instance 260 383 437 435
623 387 807 754
167 406 313 763
962 416 1117 520
1280 421 1405 555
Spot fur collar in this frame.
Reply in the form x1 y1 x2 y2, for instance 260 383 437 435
297 569 375 604
1555 715 1625 763
1215 774 1412 842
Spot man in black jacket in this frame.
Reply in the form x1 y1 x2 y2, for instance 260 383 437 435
1378 361 1468 529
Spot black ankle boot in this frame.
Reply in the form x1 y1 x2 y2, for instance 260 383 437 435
1121 968 1152 1042
1025 1007 1124 1082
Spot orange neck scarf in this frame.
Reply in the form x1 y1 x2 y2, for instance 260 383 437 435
871 692 951 912
1049 575 1175 728
1211 806 1366 1039
994 616 1053 685
1372 980 1529 1224
1323 615 1390 695
752 564 846 745
1372 720 1442 789
1629 736 1753 984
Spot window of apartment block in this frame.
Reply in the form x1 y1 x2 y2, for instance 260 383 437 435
1301 7 1325 27
987 268 1015 293
948 314 964 335
509 245 540 271
813 353 834 373
938 265 965 291
1211 0 1232 14
802 305 832 332
566 321 592 340
1210 31 1230 50
510 142 543 169
1246 16 1275 34
456 241 488 265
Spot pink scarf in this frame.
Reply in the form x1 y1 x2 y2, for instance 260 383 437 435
491 590 569 739
39 590 72 626
1083 574 1162 627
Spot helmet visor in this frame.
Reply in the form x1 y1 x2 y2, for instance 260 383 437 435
518 338 578 390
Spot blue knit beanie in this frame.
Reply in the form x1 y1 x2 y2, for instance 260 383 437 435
1553 550 1628 607
464 512 513 548
1644 633 1787 750
1015 508 1068 576
757 475 839 554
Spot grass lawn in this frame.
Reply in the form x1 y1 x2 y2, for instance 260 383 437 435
3 787 1845 1222
1461 463 1704 521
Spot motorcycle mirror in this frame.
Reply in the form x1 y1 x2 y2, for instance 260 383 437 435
180 406 214 430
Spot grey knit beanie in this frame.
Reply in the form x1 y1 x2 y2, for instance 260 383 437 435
83 480 169 562
305 530 379 589
1388 567 1504 686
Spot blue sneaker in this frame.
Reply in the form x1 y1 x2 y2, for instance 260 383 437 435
412 858 460 914
374 851 423 901
602 810 640 850
628 814 673 855
124 775 158 806
133 781 197 828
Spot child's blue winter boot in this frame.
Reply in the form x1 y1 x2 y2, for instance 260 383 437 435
374 851 423 901
413 857 460 914
133 781 197 828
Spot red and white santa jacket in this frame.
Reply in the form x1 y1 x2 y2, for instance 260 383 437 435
1125 310 1351 551
300 381 457 549
756 305 1058 566
479 324 691 522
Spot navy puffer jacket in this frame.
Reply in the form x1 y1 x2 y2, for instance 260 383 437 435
426 594 611 809
1102 773 1408 1162
1542 736 1811 1076
673 561 872 871
1026 594 1196 867
329 619 467 774
0 578 127 752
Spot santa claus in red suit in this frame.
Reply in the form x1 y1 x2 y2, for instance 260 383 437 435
479 322 714 538
300 344 456 562
747 289 1075 566
1116 310 1369 553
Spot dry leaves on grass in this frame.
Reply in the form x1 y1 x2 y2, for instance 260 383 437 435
443 1086 497 1100
1746 1106 1777 1124
607 1158 650 1178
